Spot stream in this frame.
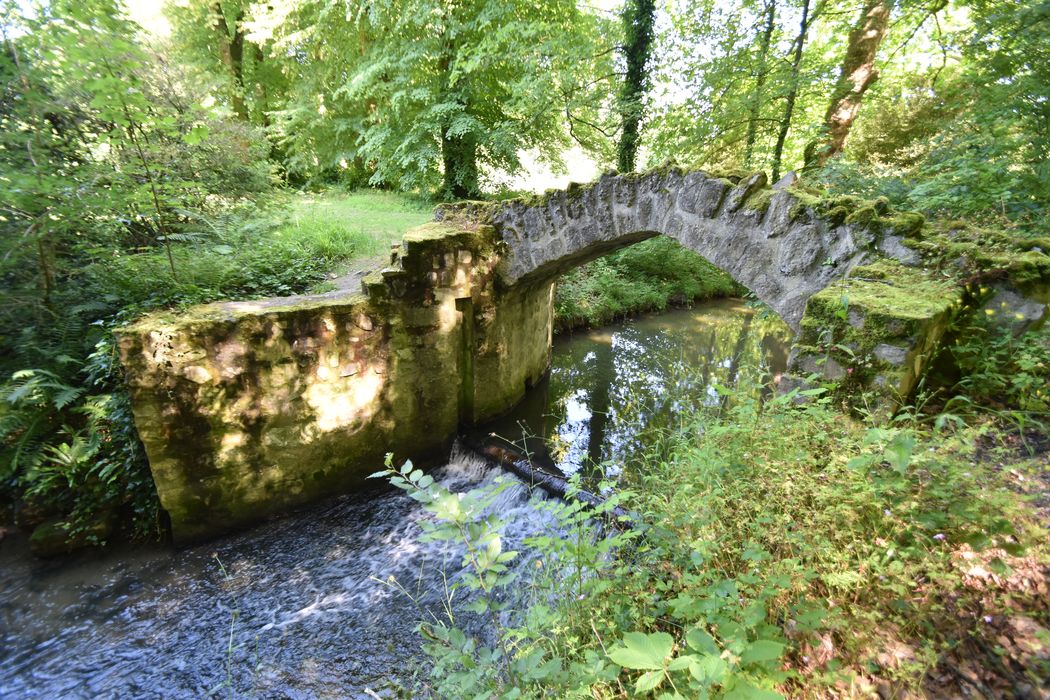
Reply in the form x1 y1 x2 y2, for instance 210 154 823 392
0 299 791 699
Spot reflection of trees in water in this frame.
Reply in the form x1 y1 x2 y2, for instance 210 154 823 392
542 304 792 478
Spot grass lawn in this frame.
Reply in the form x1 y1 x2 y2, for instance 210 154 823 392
277 189 433 268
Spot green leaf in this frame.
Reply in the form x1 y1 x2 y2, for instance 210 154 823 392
846 455 875 471
608 632 675 670
634 670 665 694
667 654 698 671
685 628 719 655
689 654 727 683
740 640 785 666
724 681 784 700
182 124 209 145
883 432 916 474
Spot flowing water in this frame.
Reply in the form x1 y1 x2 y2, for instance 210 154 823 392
0 299 791 698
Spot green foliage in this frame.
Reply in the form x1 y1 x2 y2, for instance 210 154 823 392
87 190 430 309
648 0 843 173
265 0 616 197
166 0 287 127
384 377 1047 697
372 455 636 697
555 237 743 332
1 335 158 541
813 1 1050 230
945 315 1050 425
0 0 285 541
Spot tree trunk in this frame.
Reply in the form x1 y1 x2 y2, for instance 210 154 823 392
210 2 249 121
441 129 480 200
807 0 895 167
771 0 813 182
616 0 656 173
437 12 479 201
744 0 777 168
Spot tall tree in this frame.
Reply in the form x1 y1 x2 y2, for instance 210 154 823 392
168 0 281 126
647 0 767 168
617 0 656 172
806 0 895 167
770 0 816 181
270 0 611 198
209 1 249 121
744 0 776 168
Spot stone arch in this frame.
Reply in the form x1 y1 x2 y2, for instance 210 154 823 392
475 169 919 331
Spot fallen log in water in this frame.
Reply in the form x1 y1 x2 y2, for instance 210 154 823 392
463 437 633 525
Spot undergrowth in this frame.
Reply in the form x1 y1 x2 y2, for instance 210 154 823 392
383 382 1049 698
0 189 430 546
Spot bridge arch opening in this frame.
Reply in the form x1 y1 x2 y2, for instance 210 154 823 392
482 169 897 332
548 234 746 329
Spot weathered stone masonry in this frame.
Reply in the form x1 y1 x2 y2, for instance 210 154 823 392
119 169 1048 541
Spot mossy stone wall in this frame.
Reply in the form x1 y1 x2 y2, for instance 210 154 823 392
119 223 554 542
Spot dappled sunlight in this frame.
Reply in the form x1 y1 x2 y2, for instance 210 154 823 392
302 364 386 435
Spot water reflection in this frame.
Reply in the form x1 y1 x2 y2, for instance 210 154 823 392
472 298 792 480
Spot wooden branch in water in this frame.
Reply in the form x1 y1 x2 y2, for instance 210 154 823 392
464 438 633 525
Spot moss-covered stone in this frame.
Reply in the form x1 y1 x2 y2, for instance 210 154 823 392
118 220 550 543
789 260 964 408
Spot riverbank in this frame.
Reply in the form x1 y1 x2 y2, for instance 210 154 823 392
553 237 744 334
393 382 1050 698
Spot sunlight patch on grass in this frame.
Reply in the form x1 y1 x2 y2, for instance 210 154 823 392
274 190 433 263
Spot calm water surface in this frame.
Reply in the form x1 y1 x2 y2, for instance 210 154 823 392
470 298 792 480
0 299 791 698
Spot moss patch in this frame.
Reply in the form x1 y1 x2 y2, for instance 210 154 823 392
792 260 964 405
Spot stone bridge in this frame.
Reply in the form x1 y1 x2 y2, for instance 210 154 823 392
118 168 1043 541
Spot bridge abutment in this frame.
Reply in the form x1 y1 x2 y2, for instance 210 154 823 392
118 223 554 542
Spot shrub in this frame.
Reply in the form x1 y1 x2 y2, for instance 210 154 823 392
555 237 743 332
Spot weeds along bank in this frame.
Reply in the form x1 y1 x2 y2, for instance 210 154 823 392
363 188 1050 697
383 374 1049 698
